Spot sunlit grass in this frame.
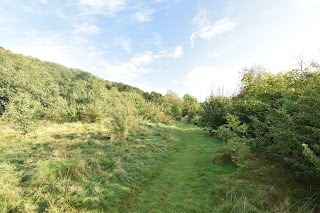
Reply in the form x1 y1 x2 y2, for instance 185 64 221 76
0 121 318 212
0 121 178 212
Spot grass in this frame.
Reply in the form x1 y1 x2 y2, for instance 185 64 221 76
123 123 235 213
210 144 320 212
0 121 319 212
0 121 178 212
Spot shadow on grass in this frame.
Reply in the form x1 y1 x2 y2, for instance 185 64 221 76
52 132 111 141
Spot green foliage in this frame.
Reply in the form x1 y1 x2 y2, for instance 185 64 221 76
163 91 183 120
215 114 248 142
106 81 144 95
0 48 178 128
3 93 42 139
0 48 107 123
214 114 248 168
143 91 165 107
200 95 232 130
78 100 106 123
182 93 200 121
109 99 142 139
243 69 320 180
200 63 320 180
143 103 165 122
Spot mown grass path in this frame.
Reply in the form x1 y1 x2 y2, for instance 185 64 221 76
127 123 234 213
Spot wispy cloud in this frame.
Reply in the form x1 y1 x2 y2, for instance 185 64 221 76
106 45 184 80
106 51 153 80
162 46 184 58
7 30 108 74
132 9 154 22
190 9 237 48
78 0 125 16
37 0 47 4
212 52 223 58
172 46 183 58
115 36 132 53
0 27 16 35
75 22 101 35
152 32 163 48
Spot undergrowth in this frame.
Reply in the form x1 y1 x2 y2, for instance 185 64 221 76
213 144 320 212
0 121 177 212
1 121 319 212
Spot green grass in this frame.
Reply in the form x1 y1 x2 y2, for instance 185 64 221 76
124 123 235 213
122 122 320 213
0 121 319 212
0 121 179 212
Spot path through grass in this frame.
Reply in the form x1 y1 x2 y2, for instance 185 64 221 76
127 123 235 213
1 121 317 212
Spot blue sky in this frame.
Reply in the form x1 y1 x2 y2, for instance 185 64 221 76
1 0 320 100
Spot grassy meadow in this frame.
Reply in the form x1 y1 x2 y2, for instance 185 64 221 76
0 121 178 212
1 120 319 212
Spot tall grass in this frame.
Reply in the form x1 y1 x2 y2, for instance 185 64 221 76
0 121 177 212
211 144 320 212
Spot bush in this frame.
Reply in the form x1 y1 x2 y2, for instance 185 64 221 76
200 95 232 131
43 97 69 122
3 93 42 139
109 100 142 139
214 114 249 168
79 100 105 123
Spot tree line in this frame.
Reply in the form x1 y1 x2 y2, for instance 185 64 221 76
0 48 199 139
199 63 320 181
3 46 319 182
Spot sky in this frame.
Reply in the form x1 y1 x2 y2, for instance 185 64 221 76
1 0 320 100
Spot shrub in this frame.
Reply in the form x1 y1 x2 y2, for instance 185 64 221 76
200 95 232 131
3 93 42 139
79 100 105 123
214 114 249 168
109 100 142 139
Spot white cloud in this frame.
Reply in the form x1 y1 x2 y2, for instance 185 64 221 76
154 0 169 4
297 0 320 7
106 63 150 80
183 66 239 99
75 22 101 35
212 53 222 58
130 51 155 66
160 46 184 58
78 0 125 16
115 36 131 53
106 46 184 80
6 30 108 75
37 0 47 4
0 27 16 35
132 9 154 22
106 51 154 80
191 9 237 47
172 46 183 58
